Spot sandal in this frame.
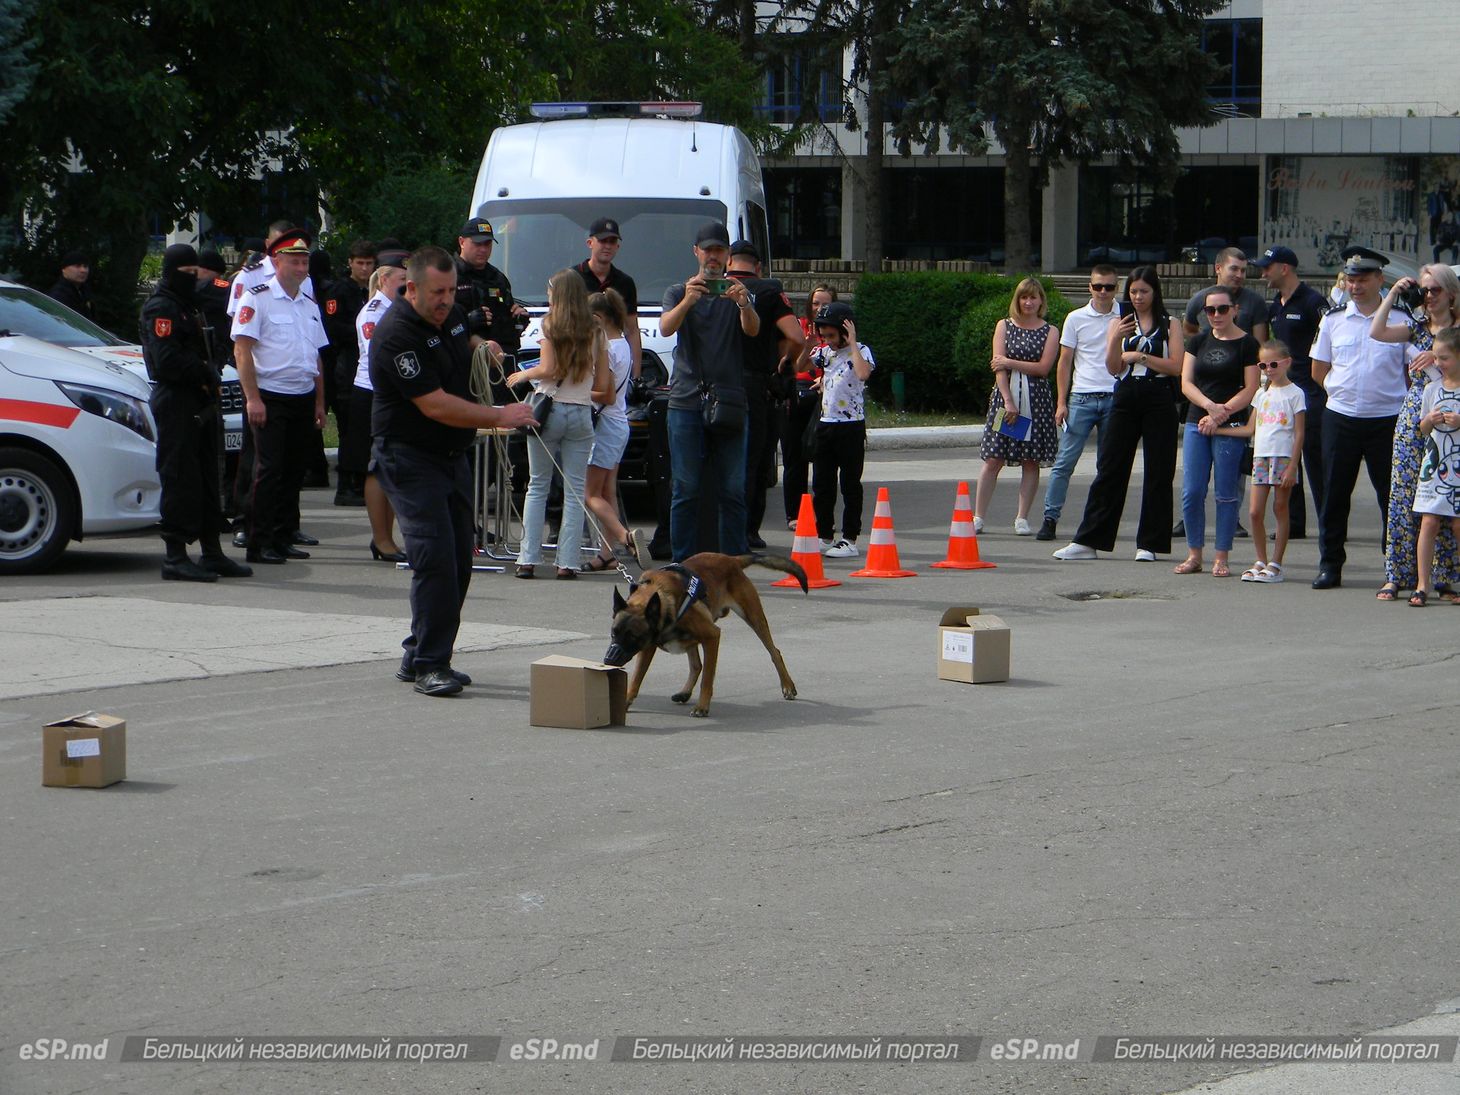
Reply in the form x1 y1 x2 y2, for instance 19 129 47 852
1257 562 1284 584
1376 582 1399 601
514 564 535 579
1240 563 1266 582
1173 557 1203 575
1211 560 1231 578
1435 583 1460 604
581 553 616 573
555 567 578 580
613 528 643 568
1409 589 1428 607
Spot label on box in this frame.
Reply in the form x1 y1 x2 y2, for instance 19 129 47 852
66 738 101 758
942 632 973 664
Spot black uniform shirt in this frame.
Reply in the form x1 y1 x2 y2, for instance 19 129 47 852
370 298 476 454
574 261 639 318
728 273 794 375
196 276 233 367
323 276 370 383
48 278 96 322
1266 281 1327 380
139 286 216 391
455 257 520 353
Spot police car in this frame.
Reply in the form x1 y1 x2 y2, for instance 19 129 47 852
0 332 162 573
0 278 244 454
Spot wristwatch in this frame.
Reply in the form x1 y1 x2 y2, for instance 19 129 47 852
1138 353 1149 367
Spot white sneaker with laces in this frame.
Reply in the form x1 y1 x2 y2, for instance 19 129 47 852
1014 517 1032 536
1134 549 1156 562
824 538 859 558
1052 542 1096 560
819 538 835 553
973 515 985 534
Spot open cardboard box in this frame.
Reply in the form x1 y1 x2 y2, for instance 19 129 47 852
530 656 629 729
42 711 127 788
936 606 1011 684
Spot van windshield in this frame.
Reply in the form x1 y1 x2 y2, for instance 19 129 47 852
0 285 129 347
476 197 729 308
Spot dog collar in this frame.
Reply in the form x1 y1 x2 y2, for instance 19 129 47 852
658 563 705 624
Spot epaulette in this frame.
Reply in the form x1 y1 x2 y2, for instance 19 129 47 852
242 255 264 272
1323 300 1347 316
248 283 269 294
366 298 384 312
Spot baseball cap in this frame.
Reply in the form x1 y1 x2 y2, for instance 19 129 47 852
460 218 495 242
589 217 621 240
729 240 760 262
1251 245 1299 268
695 222 730 248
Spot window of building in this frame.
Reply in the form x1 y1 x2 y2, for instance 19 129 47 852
1078 164 1259 265
884 168 1038 264
763 167 841 260
1202 19 1262 117
760 38 843 123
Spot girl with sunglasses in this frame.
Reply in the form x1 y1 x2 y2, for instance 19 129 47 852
1368 264 1460 600
1174 288 1260 576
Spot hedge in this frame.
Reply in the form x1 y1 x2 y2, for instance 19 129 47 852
855 270 1072 414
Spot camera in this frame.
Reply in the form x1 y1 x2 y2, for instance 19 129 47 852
1397 282 1425 311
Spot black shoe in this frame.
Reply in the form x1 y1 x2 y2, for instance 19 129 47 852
1235 524 1249 539
232 530 249 549
414 668 464 697
1172 520 1186 538
246 547 288 564
370 542 408 563
199 554 254 578
278 544 311 559
1035 518 1057 541
161 558 218 583
333 491 366 507
291 530 320 546
396 665 472 685
747 534 767 550
1311 569 1342 590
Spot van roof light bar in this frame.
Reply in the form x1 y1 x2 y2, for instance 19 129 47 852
528 102 703 120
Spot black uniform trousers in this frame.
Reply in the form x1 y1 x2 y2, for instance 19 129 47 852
1072 376 1178 554
742 372 777 540
1285 375 1326 537
152 384 222 544
1318 410 1396 573
782 386 819 524
372 438 474 674
248 391 315 550
813 419 867 542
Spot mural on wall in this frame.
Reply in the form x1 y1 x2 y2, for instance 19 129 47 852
1260 156 1420 269
1420 158 1460 265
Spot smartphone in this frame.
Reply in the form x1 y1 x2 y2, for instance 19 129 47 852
703 277 731 296
1116 300 1133 319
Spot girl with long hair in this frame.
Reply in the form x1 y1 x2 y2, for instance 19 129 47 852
580 289 642 571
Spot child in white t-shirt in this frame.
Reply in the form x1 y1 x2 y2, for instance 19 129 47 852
1411 327 1460 606
1222 339 1306 582
809 301 875 558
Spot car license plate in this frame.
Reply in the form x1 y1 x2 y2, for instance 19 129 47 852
224 431 243 452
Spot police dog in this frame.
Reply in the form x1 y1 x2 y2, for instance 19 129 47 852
604 552 807 718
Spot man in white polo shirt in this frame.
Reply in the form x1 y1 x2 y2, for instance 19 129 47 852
231 228 329 565
1309 246 1409 589
1035 264 1120 541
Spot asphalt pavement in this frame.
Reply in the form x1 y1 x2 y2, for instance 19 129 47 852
3 439 1458 1095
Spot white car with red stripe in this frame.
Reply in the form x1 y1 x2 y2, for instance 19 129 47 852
0 333 161 573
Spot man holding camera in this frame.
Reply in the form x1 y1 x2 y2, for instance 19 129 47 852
659 222 760 561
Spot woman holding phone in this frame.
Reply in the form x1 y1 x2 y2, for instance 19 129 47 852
1053 267 1182 561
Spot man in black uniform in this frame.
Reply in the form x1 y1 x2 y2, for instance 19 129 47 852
371 246 537 696
575 217 642 368
726 240 803 548
455 217 526 362
195 250 234 369
47 250 96 321
323 239 376 505
1255 245 1328 539
138 244 253 582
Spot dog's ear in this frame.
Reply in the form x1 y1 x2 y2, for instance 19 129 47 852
644 592 662 629
612 586 627 615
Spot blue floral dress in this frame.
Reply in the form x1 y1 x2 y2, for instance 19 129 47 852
1384 321 1459 588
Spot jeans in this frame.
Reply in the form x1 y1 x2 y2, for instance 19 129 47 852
1182 423 1245 552
519 402 594 567
1042 391 1114 522
668 405 747 561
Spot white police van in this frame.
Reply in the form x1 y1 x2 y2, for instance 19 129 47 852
0 333 162 573
468 101 772 378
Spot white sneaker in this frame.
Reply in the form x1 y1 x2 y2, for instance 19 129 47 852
1052 542 1096 560
819 538 835 553
1014 517 1032 536
973 516 985 535
1134 549 1156 562
824 538 859 558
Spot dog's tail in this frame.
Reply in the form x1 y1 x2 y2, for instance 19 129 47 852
740 553 809 594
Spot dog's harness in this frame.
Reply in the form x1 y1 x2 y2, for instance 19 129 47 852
657 562 706 624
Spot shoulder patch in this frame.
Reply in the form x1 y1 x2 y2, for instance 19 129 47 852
362 322 376 340
248 283 269 294
394 351 420 379
213 277 230 289
153 317 172 338
325 299 337 315
232 281 244 300
237 306 256 325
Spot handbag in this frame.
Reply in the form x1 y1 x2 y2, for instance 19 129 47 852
700 381 747 437
523 388 554 430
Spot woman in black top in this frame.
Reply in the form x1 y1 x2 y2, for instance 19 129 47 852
1053 267 1183 561
1176 287 1261 576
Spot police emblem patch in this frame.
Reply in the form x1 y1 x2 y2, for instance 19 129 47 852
153 317 172 337
395 351 421 379
326 300 338 315
233 282 244 299
362 322 375 340
237 306 255 324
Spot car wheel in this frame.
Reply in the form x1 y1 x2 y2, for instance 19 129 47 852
0 448 76 574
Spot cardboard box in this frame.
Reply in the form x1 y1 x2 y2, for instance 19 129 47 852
936 606 1011 684
42 711 127 788
530 656 629 729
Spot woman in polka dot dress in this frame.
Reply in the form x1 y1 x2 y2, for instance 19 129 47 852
976 277 1059 535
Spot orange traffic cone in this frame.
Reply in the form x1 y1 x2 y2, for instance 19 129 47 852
931 481 996 570
774 493 841 589
849 487 917 578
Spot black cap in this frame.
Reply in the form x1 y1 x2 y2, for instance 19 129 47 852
729 240 760 262
460 218 495 242
695 222 730 248
1251 245 1299 269
60 250 88 268
376 249 408 269
589 217 621 240
161 243 199 277
266 227 313 256
197 249 226 274
1340 245 1387 275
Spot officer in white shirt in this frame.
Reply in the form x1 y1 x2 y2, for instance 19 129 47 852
231 228 330 565
1036 265 1120 541
1308 246 1410 588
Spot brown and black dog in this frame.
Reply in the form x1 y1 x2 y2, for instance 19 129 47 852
604 552 807 717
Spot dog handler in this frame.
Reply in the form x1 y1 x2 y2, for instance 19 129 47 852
370 247 538 696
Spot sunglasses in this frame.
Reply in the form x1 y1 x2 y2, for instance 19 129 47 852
1204 304 1234 315
1089 283 1116 292
1422 285 1445 297
1258 362 1286 370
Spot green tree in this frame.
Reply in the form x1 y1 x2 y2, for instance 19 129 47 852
886 0 1225 271
0 0 37 126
